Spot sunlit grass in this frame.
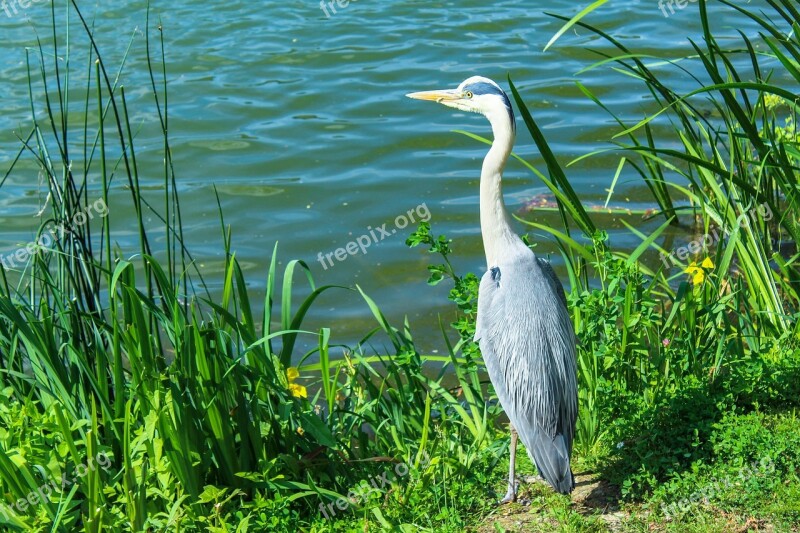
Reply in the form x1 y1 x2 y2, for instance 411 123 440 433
0 0 798 531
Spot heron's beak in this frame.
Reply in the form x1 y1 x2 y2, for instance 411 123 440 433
405 89 461 103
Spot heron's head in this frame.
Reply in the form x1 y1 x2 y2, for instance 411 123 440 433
406 76 515 132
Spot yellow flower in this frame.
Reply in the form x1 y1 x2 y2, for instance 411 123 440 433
685 258 714 285
288 383 307 398
685 262 705 285
763 93 783 110
286 367 307 399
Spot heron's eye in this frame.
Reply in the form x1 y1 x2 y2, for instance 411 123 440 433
465 91 473 99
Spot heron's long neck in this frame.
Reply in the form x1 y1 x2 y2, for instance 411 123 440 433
480 118 519 268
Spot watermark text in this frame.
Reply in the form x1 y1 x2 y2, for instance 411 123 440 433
0 198 109 271
0 451 112 519
317 202 431 270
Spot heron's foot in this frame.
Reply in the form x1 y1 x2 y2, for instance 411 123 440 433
499 491 516 505
498 481 518 504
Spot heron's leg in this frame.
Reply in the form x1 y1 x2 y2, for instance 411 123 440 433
500 426 518 504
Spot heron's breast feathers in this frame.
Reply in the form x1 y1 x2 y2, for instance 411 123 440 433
475 259 578 438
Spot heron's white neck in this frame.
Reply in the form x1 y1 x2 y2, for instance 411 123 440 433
480 113 523 268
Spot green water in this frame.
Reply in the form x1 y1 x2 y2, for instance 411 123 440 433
0 0 777 350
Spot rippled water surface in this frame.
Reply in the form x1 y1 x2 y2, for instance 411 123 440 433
0 0 779 350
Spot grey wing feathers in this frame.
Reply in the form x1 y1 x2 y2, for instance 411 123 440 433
537 257 568 311
475 253 578 494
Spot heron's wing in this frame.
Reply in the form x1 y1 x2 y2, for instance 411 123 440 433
537 257 568 311
475 253 578 494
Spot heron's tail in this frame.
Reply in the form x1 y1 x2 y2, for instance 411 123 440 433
528 430 574 494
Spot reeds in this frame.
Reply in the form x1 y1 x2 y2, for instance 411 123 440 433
502 0 800 465
0 2 501 530
0 0 797 529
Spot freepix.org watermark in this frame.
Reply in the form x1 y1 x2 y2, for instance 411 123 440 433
319 0 357 19
319 452 431 519
658 202 773 269
1 0 47 19
316 202 431 271
0 452 112 519
0 198 109 271
658 0 698 17
661 456 775 518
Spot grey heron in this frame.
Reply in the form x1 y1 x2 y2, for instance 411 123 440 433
406 76 578 500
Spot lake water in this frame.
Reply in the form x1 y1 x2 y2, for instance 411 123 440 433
0 0 781 352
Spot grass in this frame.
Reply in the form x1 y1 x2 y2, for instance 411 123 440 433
0 0 799 531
